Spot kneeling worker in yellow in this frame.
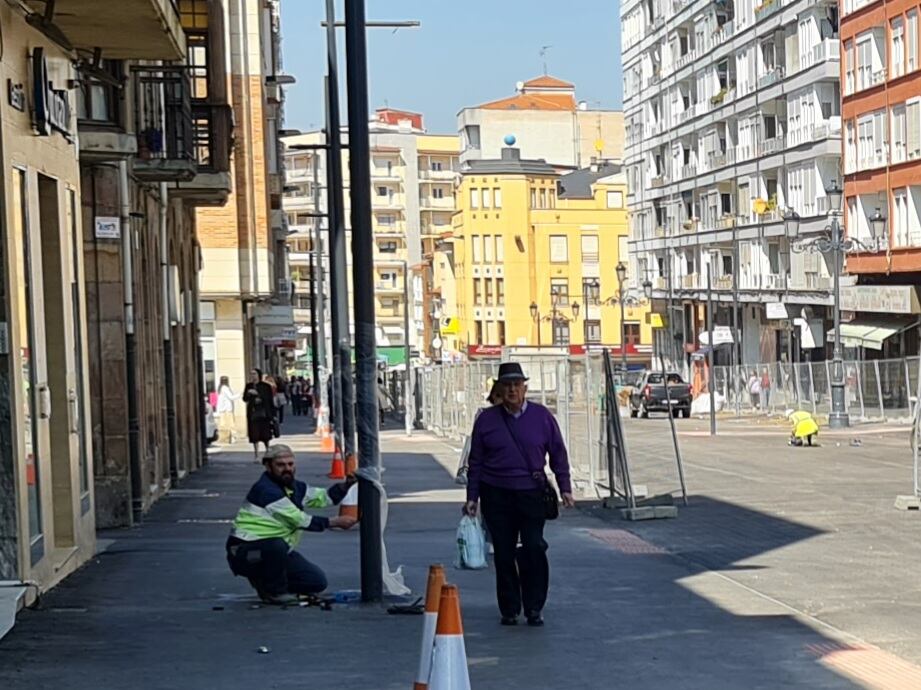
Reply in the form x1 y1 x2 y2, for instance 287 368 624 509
226 444 357 605
788 410 819 447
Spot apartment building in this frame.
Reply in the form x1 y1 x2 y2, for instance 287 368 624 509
458 76 624 168
452 145 652 360
282 110 460 364
841 0 921 358
623 0 842 366
197 0 292 419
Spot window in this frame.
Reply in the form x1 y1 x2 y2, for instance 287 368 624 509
624 323 642 346
583 279 601 305
498 321 506 345
77 60 123 124
470 188 479 209
550 278 569 306
768 243 781 274
484 235 494 262
857 109 888 169
552 319 570 346
496 278 505 305
549 235 568 262
909 10 919 72
379 240 398 253
857 35 873 90
892 104 907 163
894 187 909 247
606 190 624 208
581 235 599 263
473 278 483 304
584 320 602 344
493 188 502 209
433 187 444 199
892 17 905 79
377 186 388 197
431 160 443 171
495 236 504 262
484 278 494 303
539 188 547 209
474 320 483 344
482 188 492 209
471 235 482 262
378 214 395 226
909 100 921 159
549 187 556 208
530 188 537 208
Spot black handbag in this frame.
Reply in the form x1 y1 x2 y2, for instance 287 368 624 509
501 412 560 520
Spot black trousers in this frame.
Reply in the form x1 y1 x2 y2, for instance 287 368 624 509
479 482 549 618
226 537 327 596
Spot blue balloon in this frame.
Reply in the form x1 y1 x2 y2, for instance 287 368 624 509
504 134 516 146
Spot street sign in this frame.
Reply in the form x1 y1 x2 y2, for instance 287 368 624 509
646 312 665 328
699 325 733 346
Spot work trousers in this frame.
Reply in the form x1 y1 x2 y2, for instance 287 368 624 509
479 482 549 618
226 537 327 596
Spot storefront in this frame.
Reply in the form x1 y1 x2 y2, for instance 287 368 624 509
838 285 921 360
0 10 95 595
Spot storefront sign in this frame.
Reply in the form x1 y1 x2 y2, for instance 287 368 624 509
698 326 734 346
32 47 72 138
840 285 920 314
467 344 502 357
7 80 25 112
646 312 665 328
766 302 789 319
94 216 120 239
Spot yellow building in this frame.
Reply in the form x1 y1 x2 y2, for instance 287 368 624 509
452 144 652 359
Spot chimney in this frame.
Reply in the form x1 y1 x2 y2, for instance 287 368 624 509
501 147 520 161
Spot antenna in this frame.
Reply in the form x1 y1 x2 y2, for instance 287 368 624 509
539 45 552 75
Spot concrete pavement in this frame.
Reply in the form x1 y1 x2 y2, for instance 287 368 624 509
1 412 920 688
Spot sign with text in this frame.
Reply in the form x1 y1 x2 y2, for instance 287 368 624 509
699 326 734 346
840 285 920 314
94 216 120 239
766 302 789 319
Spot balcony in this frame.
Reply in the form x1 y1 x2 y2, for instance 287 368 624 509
680 219 699 234
754 0 781 22
25 0 185 60
707 151 728 169
763 274 785 290
419 169 458 181
420 196 455 211
651 175 667 188
681 274 699 289
375 282 403 294
173 103 234 205
655 276 667 290
717 215 736 229
132 67 196 182
715 276 733 290
681 163 697 179
762 135 786 155
372 196 403 210
758 67 784 89
812 117 842 141
870 68 887 87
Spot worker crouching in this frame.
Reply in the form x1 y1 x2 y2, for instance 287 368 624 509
226 444 357 605
788 410 819 447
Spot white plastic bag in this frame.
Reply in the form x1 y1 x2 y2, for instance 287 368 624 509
455 515 488 570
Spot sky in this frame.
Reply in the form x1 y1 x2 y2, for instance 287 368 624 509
278 0 623 134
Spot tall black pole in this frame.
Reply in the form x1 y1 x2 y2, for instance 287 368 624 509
707 265 716 436
325 1 356 458
308 249 320 390
345 0 383 602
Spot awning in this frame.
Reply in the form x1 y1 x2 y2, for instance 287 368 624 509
828 318 920 351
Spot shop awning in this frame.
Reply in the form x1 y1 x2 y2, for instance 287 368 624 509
377 346 407 367
828 318 919 351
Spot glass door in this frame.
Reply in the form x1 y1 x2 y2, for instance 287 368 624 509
67 189 90 513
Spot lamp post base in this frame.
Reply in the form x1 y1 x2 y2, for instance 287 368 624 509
828 410 850 429
829 379 849 429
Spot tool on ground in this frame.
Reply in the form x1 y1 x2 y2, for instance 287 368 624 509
428 584 471 690
413 565 446 689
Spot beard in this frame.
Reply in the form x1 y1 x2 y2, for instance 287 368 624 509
280 472 295 487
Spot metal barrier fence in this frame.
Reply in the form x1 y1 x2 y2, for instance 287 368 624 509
710 356 921 423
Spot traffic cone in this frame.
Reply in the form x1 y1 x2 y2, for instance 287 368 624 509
328 446 346 480
320 426 334 453
338 483 359 527
413 564 446 690
429 585 470 690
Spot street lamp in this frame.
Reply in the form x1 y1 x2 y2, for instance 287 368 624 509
615 262 628 374
571 301 580 320
642 279 653 300
790 181 887 429
529 301 541 348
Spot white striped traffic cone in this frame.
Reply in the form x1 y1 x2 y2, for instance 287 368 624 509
413 564 446 690
429 585 471 690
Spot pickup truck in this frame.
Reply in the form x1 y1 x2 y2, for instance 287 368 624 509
629 372 692 418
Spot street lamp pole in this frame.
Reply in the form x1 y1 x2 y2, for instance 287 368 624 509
828 209 848 429
616 262 628 374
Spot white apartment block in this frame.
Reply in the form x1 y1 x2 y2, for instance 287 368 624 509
282 118 459 362
623 0 843 365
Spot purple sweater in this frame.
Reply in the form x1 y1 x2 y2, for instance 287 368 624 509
466 402 572 502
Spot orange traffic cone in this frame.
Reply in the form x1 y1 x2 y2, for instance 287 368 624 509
328 447 346 480
429 585 470 690
320 427 334 453
338 483 359 527
413 564 446 690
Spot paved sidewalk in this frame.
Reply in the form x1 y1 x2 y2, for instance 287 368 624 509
1 413 920 688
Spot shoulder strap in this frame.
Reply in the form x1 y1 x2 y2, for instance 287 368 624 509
500 409 546 482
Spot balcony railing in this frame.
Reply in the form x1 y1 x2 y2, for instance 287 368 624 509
715 275 733 290
763 274 785 290
758 67 784 88
717 215 736 229
133 67 195 181
191 103 232 173
681 163 697 179
755 0 781 21
762 135 786 155
681 274 699 289
651 175 666 188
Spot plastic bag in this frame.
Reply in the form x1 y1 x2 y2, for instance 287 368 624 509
455 515 488 570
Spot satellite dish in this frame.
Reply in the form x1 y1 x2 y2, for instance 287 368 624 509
515 80 524 92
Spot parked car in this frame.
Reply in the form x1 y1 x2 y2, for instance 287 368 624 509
629 372 692 418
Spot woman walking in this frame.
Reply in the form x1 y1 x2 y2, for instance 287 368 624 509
463 362 574 627
243 368 275 462
216 376 240 444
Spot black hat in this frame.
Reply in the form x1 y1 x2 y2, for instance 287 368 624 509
497 362 528 382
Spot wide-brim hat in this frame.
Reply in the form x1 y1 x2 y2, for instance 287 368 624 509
497 362 528 382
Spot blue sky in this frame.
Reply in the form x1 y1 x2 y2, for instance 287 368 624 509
279 0 622 134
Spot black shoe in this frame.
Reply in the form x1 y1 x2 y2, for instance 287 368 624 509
526 613 544 627
500 615 518 626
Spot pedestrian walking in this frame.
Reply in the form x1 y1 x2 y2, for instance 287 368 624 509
463 362 574 627
216 375 240 444
273 377 288 425
760 368 772 411
243 368 275 462
290 378 303 416
747 370 761 409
